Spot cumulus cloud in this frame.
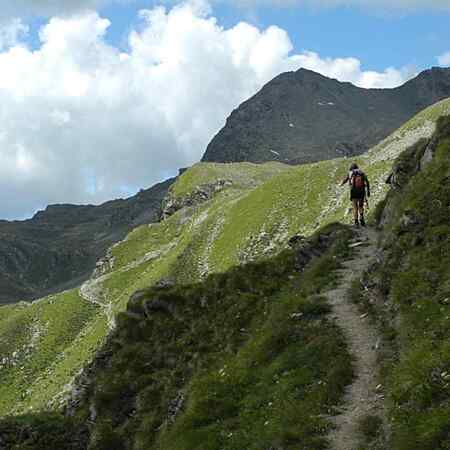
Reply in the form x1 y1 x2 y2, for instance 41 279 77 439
438 51 450 66
0 1 412 219
288 51 413 88
232 0 450 11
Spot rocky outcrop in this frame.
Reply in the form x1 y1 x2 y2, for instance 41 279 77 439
202 67 450 164
92 248 116 279
289 226 342 271
381 115 450 227
384 139 429 191
161 179 232 219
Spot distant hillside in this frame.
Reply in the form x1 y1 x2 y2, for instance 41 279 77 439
0 178 175 305
202 66 450 164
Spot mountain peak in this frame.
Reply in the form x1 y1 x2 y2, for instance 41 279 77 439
295 67 334 79
409 66 450 82
202 67 450 164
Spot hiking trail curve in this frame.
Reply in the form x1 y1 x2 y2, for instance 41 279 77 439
325 226 385 450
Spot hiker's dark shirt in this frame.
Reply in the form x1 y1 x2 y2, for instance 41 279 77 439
341 170 370 197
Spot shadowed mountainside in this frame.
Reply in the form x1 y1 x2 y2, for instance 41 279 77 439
202 67 450 164
0 178 175 305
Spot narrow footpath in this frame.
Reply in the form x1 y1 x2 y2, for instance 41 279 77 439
79 275 116 331
325 227 385 450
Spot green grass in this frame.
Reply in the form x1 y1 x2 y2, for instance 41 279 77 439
0 290 103 415
399 98 450 132
384 121 450 450
170 161 290 199
75 224 354 450
1 224 353 450
350 116 450 450
0 413 87 450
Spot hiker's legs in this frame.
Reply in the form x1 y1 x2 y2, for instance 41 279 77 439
352 200 359 225
358 199 365 226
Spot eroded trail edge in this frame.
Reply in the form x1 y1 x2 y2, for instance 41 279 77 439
325 227 384 450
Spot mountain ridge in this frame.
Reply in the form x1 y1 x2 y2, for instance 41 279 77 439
0 178 175 305
202 66 450 164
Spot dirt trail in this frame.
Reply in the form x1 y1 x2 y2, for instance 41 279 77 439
79 276 116 331
325 227 384 450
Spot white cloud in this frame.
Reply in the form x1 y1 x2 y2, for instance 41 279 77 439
289 51 413 88
438 51 450 66
232 0 450 11
0 1 412 219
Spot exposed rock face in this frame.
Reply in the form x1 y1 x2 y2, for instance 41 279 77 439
202 67 450 164
0 178 175 305
288 229 338 271
161 179 232 219
381 115 450 227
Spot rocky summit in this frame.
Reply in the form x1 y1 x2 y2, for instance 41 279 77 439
0 178 174 305
202 66 450 164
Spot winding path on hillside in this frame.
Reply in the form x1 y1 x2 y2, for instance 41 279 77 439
79 241 178 332
79 276 116 331
325 227 385 450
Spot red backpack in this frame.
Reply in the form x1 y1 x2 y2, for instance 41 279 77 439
351 170 365 189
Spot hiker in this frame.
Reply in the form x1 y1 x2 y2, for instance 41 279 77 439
340 163 370 227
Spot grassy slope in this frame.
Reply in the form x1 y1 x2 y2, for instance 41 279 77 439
351 116 450 450
0 292 107 415
381 118 450 450
80 224 355 450
0 224 355 450
0 99 449 419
